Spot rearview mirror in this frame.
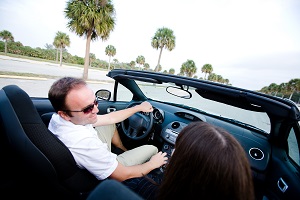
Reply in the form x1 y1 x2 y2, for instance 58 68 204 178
95 89 111 101
166 86 192 99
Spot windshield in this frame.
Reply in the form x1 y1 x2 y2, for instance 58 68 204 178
117 81 270 133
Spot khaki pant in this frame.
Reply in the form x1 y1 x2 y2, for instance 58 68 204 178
95 125 158 166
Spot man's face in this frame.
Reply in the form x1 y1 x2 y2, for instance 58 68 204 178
63 85 99 125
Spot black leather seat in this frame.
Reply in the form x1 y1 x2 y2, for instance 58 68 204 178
0 85 101 199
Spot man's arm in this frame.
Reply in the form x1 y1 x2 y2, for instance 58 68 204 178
93 101 153 127
109 151 168 182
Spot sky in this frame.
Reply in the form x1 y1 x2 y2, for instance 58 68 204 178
0 0 299 90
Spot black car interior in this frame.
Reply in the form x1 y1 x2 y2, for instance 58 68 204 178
0 85 100 199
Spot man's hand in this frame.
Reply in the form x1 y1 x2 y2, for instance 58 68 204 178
137 101 153 112
148 151 168 169
110 151 168 181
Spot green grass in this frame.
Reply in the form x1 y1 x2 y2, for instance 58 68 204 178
0 52 106 70
0 52 85 67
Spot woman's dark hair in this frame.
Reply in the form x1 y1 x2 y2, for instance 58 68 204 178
48 77 86 113
157 121 254 200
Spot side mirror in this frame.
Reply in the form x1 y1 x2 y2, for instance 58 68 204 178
95 89 111 101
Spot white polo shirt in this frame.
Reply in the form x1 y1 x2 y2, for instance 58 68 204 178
48 113 118 180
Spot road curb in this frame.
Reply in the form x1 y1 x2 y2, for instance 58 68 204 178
0 75 47 80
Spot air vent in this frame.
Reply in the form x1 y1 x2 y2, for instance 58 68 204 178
171 122 180 129
249 148 264 160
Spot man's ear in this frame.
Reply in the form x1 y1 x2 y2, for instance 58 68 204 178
58 110 71 121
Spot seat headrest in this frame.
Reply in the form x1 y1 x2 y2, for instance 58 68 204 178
2 85 43 124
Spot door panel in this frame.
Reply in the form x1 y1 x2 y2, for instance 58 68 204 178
264 124 300 200
97 100 129 115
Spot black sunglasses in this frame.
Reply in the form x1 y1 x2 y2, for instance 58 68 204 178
63 99 98 114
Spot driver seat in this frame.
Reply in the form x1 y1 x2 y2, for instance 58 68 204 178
0 85 101 199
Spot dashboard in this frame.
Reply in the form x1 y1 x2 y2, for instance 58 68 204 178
151 102 270 181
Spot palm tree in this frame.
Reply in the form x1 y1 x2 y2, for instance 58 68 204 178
180 59 197 77
136 55 145 70
156 64 162 72
105 45 116 71
52 38 60 63
216 75 223 83
54 31 70 66
144 63 150 71
224 78 229 85
89 53 96 67
0 30 14 55
44 43 53 49
278 83 288 97
65 0 115 80
151 27 176 72
208 73 217 82
169 68 175 75
268 83 279 96
129 61 136 69
260 86 269 94
287 79 300 99
112 58 119 69
201 64 213 80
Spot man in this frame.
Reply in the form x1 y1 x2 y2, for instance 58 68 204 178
48 77 167 182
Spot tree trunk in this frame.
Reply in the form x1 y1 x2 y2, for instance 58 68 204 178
83 31 92 80
56 49 59 63
4 42 7 55
59 47 63 67
108 56 111 71
289 90 294 100
155 47 163 72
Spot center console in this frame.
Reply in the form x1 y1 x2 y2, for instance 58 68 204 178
160 121 187 157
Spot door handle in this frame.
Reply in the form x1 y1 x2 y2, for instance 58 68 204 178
107 107 116 113
277 177 288 193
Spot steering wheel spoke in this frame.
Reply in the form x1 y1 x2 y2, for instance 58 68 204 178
142 117 150 128
128 126 138 137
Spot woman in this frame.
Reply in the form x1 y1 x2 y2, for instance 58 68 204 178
156 121 254 200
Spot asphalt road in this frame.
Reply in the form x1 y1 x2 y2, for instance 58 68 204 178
0 55 114 97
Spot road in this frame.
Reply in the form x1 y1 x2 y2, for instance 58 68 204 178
0 55 114 97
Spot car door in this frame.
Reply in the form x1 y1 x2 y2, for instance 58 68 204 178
97 99 129 115
264 123 300 200
96 81 145 147
96 81 133 115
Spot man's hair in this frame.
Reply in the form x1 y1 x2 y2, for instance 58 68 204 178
157 121 254 200
48 77 86 113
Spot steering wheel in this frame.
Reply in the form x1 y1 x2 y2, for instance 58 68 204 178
121 102 154 140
